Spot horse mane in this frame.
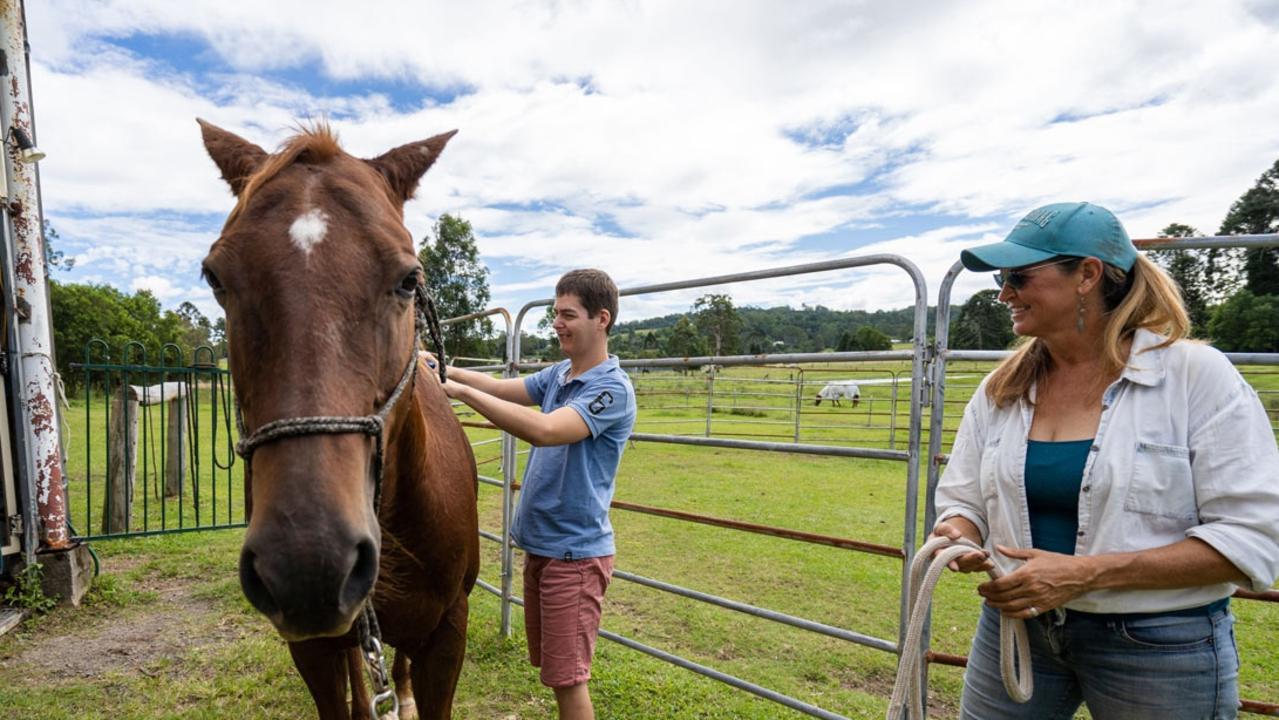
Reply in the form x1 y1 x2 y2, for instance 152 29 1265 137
225 122 345 227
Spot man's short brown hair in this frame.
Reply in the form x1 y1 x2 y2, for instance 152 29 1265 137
556 269 619 333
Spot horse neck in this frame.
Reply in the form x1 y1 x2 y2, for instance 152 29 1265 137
381 368 458 519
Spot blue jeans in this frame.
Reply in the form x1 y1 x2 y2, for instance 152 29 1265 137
961 604 1239 719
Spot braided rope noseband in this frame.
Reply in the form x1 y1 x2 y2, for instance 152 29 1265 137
233 347 417 509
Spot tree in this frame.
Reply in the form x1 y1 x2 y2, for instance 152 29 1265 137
1150 223 1211 335
850 324 892 351
837 330 854 352
1207 290 1279 352
665 316 706 358
211 317 229 359
175 301 214 351
950 289 1014 350
534 305 563 361
692 293 742 356
418 214 493 359
42 220 75 273
49 282 187 387
1219 158 1279 296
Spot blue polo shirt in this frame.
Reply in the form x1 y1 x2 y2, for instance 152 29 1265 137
512 355 636 560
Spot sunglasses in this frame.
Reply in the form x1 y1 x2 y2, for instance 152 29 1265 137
992 258 1076 291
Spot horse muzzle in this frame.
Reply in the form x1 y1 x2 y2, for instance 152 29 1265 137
239 527 379 640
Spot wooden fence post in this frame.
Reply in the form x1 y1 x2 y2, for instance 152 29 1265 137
165 390 186 498
104 385 138 534
103 381 187 532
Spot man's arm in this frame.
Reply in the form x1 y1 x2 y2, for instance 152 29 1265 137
444 381 590 447
423 353 532 404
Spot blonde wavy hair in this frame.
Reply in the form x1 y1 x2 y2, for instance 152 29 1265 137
985 254 1190 407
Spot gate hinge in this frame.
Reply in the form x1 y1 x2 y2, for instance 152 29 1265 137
5 514 21 538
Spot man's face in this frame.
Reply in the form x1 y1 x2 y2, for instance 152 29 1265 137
551 293 608 357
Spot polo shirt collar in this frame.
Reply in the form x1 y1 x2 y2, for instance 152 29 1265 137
556 354 620 385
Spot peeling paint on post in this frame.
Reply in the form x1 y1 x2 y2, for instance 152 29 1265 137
1 0 70 549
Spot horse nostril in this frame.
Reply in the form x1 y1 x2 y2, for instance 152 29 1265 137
340 539 379 613
239 547 281 617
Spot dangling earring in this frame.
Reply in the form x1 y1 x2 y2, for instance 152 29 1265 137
1076 295 1086 333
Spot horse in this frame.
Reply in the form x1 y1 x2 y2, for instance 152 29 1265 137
198 119 479 720
814 382 861 407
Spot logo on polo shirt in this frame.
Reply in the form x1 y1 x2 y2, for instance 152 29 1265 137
588 391 614 415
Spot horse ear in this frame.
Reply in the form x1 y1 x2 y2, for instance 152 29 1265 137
197 118 268 197
365 130 458 203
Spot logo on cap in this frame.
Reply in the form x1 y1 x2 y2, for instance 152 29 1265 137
1020 208 1060 229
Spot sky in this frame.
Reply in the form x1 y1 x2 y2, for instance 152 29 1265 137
23 0 1279 329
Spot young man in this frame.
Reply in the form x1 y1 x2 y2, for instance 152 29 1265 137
438 268 635 720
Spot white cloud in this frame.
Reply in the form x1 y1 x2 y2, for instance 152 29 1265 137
21 0 1279 323
130 274 185 303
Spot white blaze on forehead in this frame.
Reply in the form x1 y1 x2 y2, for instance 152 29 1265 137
288 208 328 256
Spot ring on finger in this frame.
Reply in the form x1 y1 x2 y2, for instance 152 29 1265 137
1027 606 1039 618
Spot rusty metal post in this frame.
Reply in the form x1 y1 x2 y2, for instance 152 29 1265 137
0 0 71 550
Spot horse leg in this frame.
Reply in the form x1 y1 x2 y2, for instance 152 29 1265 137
346 646 373 720
393 651 418 720
408 596 470 720
288 639 353 720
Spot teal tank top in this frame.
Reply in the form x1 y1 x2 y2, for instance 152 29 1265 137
1024 439 1092 555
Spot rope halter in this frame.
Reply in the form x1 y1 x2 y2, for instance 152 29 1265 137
233 346 418 511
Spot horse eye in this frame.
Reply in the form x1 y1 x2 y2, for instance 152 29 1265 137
202 266 224 293
396 270 420 299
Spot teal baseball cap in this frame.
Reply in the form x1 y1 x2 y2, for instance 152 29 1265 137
961 202 1137 272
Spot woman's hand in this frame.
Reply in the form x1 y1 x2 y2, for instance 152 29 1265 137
931 519 993 573
978 545 1097 618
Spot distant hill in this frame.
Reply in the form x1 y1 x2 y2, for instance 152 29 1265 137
612 304 938 355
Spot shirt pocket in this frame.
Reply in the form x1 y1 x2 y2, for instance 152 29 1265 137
978 437 1002 502
1124 441 1197 520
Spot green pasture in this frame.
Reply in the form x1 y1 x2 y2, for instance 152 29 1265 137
3 358 1275 718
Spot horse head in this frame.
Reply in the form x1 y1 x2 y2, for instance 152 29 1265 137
198 120 455 640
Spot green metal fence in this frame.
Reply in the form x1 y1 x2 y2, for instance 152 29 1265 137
66 340 244 541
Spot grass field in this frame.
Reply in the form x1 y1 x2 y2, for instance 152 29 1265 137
2 357 1276 718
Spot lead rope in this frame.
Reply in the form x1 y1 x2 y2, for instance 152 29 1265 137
886 536 1033 720
415 283 448 383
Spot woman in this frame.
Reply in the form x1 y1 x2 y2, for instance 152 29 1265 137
933 202 1279 719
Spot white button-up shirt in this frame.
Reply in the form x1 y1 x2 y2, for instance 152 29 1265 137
936 329 1279 613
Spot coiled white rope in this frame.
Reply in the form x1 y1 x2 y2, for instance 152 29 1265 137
886 536 1033 720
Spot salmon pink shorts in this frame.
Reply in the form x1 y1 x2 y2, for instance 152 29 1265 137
522 553 614 688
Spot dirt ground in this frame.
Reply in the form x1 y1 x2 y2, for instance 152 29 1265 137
0 562 247 683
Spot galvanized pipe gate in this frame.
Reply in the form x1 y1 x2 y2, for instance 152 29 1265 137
467 254 932 720
467 236 1279 718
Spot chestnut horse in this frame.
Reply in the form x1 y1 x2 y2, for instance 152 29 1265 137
198 120 479 719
